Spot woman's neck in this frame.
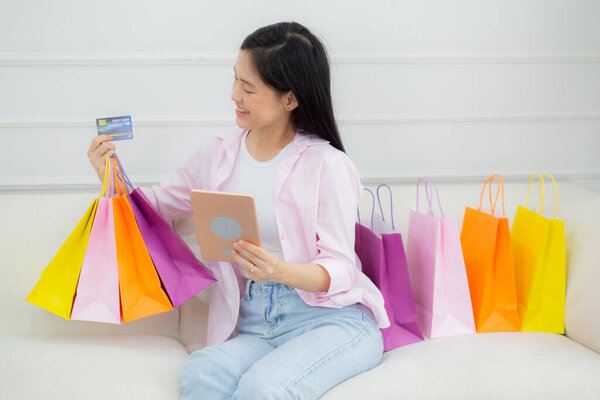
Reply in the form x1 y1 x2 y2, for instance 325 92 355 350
245 120 296 161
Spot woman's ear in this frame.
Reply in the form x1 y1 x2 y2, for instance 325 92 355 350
282 91 299 111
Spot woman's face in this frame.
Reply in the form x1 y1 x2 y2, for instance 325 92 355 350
231 50 296 132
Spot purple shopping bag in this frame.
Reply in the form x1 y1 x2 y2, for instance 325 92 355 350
355 185 423 351
406 179 475 338
111 155 216 307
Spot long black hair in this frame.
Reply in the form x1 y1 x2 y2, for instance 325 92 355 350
240 22 346 153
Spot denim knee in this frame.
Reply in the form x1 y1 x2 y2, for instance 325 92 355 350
232 368 285 400
180 347 239 399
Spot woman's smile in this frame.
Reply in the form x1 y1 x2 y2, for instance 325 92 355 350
235 104 250 117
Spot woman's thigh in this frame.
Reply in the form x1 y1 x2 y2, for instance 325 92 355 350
232 305 384 400
180 333 275 400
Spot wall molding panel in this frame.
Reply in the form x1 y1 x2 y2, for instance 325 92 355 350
2 1 599 194
1 113 599 129
2 52 600 66
3 171 600 193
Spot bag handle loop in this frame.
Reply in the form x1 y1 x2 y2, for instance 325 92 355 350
416 178 445 218
542 174 559 219
526 174 559 219
111 153 135 192
111 156 128 197
357 187 376 231
99 156 112 197
479 174 505 217
525 174 545 214
376 184 395 231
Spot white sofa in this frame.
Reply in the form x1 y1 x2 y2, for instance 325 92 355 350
2 181 599 399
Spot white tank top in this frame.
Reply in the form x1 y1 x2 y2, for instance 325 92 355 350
228 129 292 279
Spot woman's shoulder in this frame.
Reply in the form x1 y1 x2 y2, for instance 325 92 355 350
215 125 246 141
301 135 356 170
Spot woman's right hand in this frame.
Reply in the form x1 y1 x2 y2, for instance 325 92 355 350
87 135 116 182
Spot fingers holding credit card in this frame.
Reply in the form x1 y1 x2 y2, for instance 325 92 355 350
88 134 116 182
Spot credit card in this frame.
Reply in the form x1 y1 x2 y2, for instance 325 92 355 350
96 115 133 141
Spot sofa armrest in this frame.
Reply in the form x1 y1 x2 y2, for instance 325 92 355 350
560 184 600 354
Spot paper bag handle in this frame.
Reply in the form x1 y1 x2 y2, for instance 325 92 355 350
357 187 375 231
526 174 559 219
111 153 135 192
479 174 505 217
112 156 128 197
376 184 395 230
416 178 445 218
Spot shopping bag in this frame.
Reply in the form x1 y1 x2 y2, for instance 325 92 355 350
460 175 520 332
111 154 216 308
26 201 98 320
111 159 174 322
355 185 423 351
511 174 566 333
71 157 121 323
406 178 475 338
25 160 110 319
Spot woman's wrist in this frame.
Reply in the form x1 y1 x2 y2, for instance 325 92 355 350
275 260 331 293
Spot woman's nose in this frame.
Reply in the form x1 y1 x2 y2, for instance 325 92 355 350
231 82 242 103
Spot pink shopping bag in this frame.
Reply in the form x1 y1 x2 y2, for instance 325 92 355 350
71 157 121 323
355 185 423 351
406 179 475 338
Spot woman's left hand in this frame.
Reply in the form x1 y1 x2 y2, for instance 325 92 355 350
232 240 286 283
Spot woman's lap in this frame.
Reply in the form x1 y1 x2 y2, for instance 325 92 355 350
180 281 383 400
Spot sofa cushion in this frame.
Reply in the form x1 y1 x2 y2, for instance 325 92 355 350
321 332 600 399
172 216 213 353
0 334 187 400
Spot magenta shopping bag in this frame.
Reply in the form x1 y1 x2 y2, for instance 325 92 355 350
355 185 423 351
406 179 475 338
112 155 216 307
71 157 121 323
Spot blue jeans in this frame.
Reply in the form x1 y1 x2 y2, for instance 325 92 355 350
180 280 384 399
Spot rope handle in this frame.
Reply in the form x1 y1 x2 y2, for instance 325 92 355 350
526 174 559 219
111 153 135 192
416 178 445 218
99 156 112 197
111 155 128 197
357 187 376 231
525 174 545 214
376 184 395 230
479 174 505 217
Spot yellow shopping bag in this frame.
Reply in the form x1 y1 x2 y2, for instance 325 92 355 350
511 174 566 333
26 200 98 320
26 160 111 319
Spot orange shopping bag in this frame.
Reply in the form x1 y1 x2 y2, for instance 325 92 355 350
460 175 520 332
112 160 173 322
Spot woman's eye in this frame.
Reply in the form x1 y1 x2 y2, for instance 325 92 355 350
244 90 252 94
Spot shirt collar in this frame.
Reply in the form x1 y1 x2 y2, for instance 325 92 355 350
216 126 330 163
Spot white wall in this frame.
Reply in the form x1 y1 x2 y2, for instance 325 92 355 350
1 0 599 194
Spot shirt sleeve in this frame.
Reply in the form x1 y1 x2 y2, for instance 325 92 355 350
310 151 365 297
138 138 215 223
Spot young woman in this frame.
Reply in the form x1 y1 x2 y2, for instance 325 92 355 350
87 21 390 400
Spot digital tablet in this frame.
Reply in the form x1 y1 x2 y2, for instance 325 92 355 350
190 189 261 262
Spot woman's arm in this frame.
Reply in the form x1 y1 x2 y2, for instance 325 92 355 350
277 262 331 293
308 152 363 296
139 138 215 222
231 240 331 293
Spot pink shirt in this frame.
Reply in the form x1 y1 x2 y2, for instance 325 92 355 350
140 125 390 346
